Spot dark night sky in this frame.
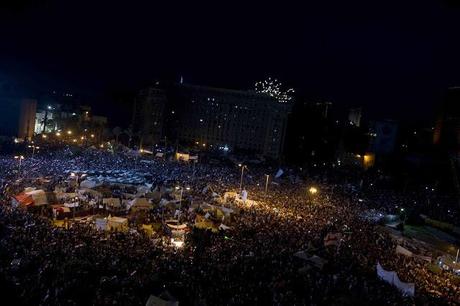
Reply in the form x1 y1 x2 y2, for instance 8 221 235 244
1 0 460 122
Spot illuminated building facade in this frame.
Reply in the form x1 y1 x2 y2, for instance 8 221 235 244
134 83 293 159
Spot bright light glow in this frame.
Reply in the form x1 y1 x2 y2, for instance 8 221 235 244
47 105 52 110
186 187 190 190
67 130 72 135
309 187 318 194
255 77 294 103
72 139 77 143
56 132 61 136
42 134 47 138
90 134 95 138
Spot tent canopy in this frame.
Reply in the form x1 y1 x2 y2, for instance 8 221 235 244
14 189 48 207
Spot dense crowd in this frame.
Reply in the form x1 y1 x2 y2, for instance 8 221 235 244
0 148 459 305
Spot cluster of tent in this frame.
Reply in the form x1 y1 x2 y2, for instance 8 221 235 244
66 169 149 186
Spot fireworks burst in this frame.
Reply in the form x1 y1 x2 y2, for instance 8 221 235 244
255 77 294 103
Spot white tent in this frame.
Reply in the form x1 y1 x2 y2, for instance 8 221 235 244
80 180 99 189
145 294 178 306
103 198 121 208
128 198 152 211
107 216 128 231
95 218 108 230
25 189 48 206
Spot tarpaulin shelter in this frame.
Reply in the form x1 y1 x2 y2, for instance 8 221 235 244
55 192 77 201
96 218 108 230
128 198 152 212
103 198 121 208
376 263 415 296
80 180 99 189
13 189 48 207
145 293 179 306
107 216 128 232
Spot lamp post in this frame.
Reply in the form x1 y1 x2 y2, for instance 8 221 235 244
265 174 270 193
238 164 247 192
14 155 24 172
28 145 40 159
175 186 190 206
308 187 318 204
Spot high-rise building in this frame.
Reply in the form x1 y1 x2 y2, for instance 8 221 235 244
133 83 293 159
433 87 460 151
348 107 362 127
368 120 398 155
0 79 37 140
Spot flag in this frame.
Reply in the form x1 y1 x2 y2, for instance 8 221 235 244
275 168 284 179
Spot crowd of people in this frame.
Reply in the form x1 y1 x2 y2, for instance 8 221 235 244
0 147 459 305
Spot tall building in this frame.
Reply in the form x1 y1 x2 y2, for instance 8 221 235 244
132 85 167 146
348 107 362 127
0 78 37 140
133 83 293 159
433 87 460 151
368 120 398 155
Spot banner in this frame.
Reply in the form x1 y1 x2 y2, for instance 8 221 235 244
275 168 284 179
395 245 413 257
376 263 415 296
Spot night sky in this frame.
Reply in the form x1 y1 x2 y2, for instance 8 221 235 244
1 0 460 122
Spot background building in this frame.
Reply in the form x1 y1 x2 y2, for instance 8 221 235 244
133 83 293 159
433 87 460 151
0 78 37 140
348 107 362 127
368 120 399 155
33 92 108 144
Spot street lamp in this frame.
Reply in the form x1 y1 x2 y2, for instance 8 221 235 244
265 174 270 193
309 187 318 195
238 164 248 192
176 186 189 206
14 155 25 172
28 145 40 158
